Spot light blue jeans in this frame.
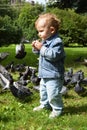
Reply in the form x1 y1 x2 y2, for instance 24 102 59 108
39 78 64 111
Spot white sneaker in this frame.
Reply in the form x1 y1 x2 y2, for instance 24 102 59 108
49 110 62 119
33 105 44 111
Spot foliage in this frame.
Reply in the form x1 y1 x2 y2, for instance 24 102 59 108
0 15 22 46
0 4 19 19
47 0 87 13
17 5 87 46
0 3 22 46
76 0 87 13
0 2 87 47
0 0 10 4
17 3 44 41
0 45 87 130
47 8 87 46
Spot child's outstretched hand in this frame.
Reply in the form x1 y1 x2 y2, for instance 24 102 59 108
32 40 43 50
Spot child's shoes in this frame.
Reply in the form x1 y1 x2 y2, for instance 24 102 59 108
33 105 44 111
49 110 62 119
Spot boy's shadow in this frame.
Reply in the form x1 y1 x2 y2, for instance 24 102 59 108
64 104 87 115
63 94 87 115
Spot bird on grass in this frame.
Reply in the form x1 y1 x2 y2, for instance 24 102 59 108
74 81 87 96
81 59 87 66
19 66 32 80
0 52 9 61
69 70 84 85
10 81 32 99
74 56 82 62
5 61 14 70
15 43 26 59
64 68 73 85
30 69 41 85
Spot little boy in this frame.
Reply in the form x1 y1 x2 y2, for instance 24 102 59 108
32 13 65 118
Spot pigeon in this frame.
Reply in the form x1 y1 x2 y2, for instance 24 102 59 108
10 81 32 99
15 43 26 59
30 69 41 85
84 58 87 63
0 52 9 61
0 68 14 90
64 68 73 85
74 56 82 62
0 73 10 90
19 66 32 80
5 61 14 70
15 63 26 71
67 68 73 77
82 59 87 66
69 70 84 85
81 78 87 85
74 81 86 96
17 79 30 86
0 65 13 84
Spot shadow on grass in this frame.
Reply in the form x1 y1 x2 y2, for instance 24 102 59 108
15 95 34 103
64 104 87 115
0 115 11 123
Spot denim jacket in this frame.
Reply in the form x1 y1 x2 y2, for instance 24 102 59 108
33 33 65 78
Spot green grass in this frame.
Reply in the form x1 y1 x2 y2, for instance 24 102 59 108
0 45 87 130
0 44 38 67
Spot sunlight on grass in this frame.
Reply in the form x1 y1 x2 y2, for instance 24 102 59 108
0 45 87 130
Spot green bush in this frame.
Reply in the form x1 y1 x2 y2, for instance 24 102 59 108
0 5 22 46
0 15 22 46
47 8 87 46
0 4 87 47
17 3 44 41
0 4 19 19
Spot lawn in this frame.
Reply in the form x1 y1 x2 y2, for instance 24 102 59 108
0 44 87 130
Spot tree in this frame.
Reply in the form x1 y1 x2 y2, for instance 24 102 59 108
76 0 87 13
48 8 87 46
17 3 44 41
47 0 74 9
0 0 10 4
47 0 87 13
0 1 22 46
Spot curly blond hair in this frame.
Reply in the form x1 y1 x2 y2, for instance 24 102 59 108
35 13 61 33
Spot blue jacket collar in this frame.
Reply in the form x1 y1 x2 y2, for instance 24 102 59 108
42 33 59 45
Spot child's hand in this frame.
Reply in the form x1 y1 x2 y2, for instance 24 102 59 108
32 40 43 50
32 40 38 50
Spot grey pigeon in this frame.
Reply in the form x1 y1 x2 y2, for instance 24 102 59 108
15 43 26 59
10 82 32 99
0 52 9 61
74 81 86 96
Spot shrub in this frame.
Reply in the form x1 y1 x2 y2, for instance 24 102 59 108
47 8 87 46
17 3 44 41
0 15 22 46
0 5 22 46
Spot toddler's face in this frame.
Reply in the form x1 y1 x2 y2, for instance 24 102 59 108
36 19 54 40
